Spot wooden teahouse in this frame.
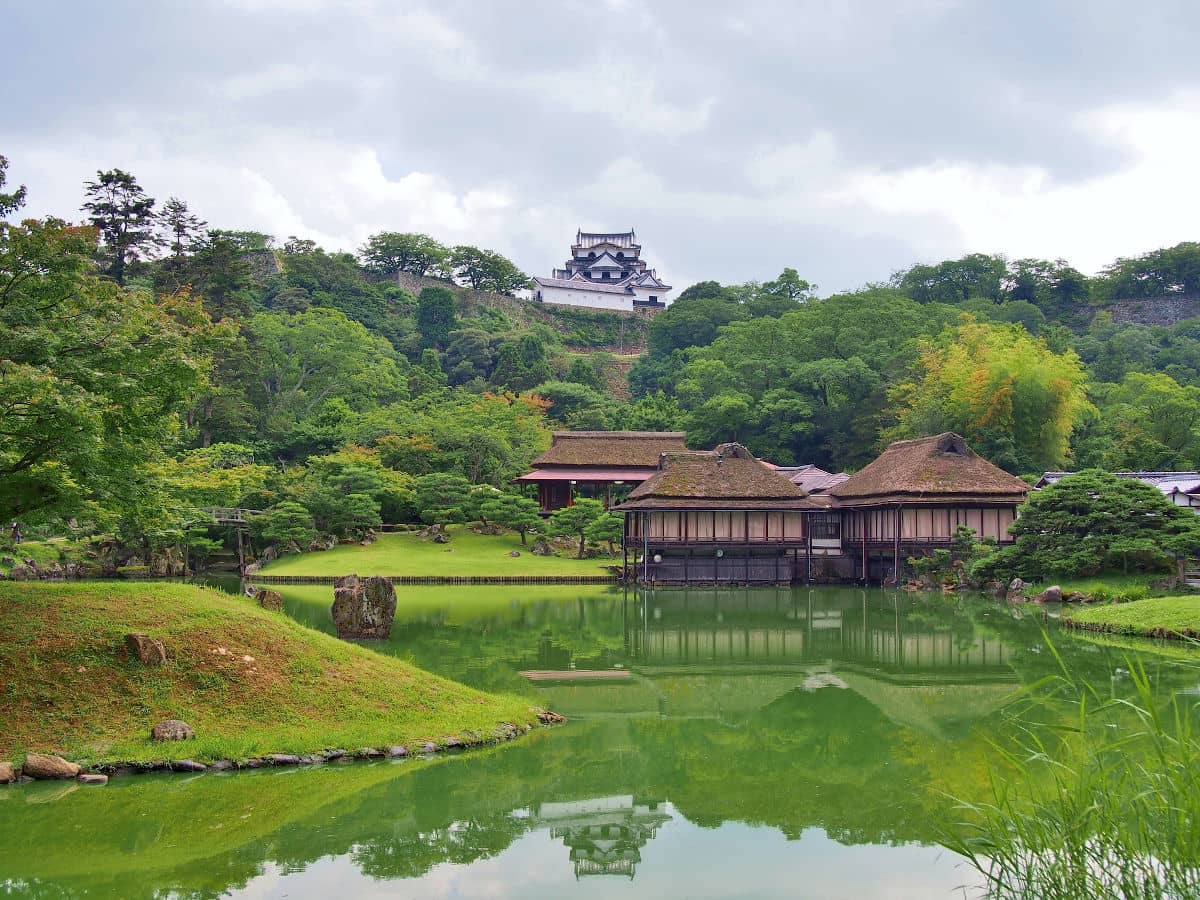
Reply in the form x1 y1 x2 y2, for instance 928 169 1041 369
517 431 688 514
616 443 818 584
616 431 1029 585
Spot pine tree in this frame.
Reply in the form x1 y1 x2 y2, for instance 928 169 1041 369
81 168 159 284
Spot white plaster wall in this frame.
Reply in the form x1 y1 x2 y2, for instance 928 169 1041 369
538 284 635 311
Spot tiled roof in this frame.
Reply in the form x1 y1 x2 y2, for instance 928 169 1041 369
831 433 1030 501
533 275 635 295
1036 471 1200 495
531 431 687 467
575 230 638 249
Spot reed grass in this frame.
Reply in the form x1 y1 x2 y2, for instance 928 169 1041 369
941 636 1200 898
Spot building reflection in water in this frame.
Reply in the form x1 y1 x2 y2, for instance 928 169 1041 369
530 795 671 879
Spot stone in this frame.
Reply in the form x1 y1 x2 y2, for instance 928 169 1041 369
1040 585 1063 603
268 754 300 766
308 535 336 552
23 753 81 779
356 747 384 759
125 633 168 666
431 532 450 544
387 746 408 758
172 759 206 772
298 754 324 765
255 589 284 612
78 773 108 785
0 762 14 783
530 538 554 557
243 562 262 576
239 758 265 769
422 742 438 754
535 709 567 725
507 550 521 557
8 565 33 581
323 749 346 760
150 720 194 742
331 575 397 640
209 760 234 771
1007 577 1026 594
0 555 14 566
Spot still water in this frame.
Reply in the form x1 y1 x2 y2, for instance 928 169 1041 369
3 584 1198 898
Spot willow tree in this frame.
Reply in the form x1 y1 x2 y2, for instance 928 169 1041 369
889 318 1090 474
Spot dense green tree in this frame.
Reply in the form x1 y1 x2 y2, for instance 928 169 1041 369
246 308 407 451
209 229 274 251
479 494 542 545
0 198 212 522
893 253 1007 305
890 319 1090 473
974 470 1200 581
1075 373 1200 471
549 498 605 558
416 286 458 349
492 334 552 391
82 168 159 284
584 509 624 553
252 500 318 549
529 380 612 425
360 232 450 278
647 291 747 355
413 473 472 527
295 446 412 536
450 245 528 294
1095 242 1200 300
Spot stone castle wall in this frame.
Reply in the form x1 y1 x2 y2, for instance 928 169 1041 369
1106 294 1200 327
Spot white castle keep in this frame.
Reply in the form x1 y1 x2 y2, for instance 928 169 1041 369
532 229 672 312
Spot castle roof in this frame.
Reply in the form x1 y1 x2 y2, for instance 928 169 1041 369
574 229 639 250
533 275 635 294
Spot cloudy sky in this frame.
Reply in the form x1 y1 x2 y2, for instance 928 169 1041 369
6 0 1200 293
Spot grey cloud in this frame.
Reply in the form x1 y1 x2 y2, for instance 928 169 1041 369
8 0 1200 292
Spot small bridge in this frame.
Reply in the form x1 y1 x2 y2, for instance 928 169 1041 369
199 507 263 526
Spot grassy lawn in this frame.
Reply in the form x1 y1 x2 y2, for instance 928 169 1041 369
0 581 540 766
258 526 616 577
1063 595 1200 639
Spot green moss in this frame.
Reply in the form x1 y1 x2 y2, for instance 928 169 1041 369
258 526 614 577
1063 595 1200 640
0 582 539 765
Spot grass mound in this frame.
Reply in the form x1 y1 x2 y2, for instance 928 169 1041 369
1063 595 1200 639
0 582 538 765
259 526 613 577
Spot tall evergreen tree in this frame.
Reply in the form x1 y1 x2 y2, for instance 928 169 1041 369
158 196 207 257
81 168 158 284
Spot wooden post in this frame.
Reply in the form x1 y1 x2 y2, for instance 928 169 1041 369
893 504 901 586
862 513 868 583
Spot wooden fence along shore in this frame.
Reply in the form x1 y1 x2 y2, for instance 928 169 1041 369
248 574 619 585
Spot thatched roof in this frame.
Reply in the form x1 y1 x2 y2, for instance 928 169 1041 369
831 433 1029 504
531 431 687 468
616 444 815 510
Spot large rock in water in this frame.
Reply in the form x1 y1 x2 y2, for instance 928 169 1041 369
255 588 284 612
331 575 396 639
23 753 81 779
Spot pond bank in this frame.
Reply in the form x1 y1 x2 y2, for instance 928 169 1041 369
0 582 554 772
1061 595 1200 639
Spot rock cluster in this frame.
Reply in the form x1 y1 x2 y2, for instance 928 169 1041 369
331 575 396 639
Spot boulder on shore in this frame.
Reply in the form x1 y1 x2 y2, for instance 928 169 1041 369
1038 585 1063 603
331 575 397 640
255 588 284 612
125 633 168 666
23 753 81 779
530 538 554 557
0 761 15 783
151 720 195 741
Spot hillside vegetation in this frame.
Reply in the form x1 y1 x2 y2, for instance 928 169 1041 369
0 582 539 765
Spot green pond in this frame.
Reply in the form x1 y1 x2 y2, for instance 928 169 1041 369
3 584 1199 898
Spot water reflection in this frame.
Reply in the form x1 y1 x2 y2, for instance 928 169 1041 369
2 585 1195 898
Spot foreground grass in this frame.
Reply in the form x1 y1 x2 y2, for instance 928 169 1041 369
259 526 615 577
1063 595 1200 639
0 582 539 766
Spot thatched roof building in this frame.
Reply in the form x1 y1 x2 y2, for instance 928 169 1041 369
517 431 688 513
831 433 1029 506
616 444 815 511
